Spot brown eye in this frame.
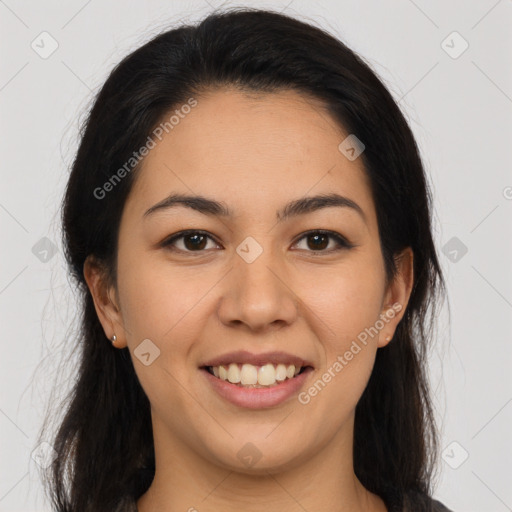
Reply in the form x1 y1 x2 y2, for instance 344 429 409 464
161 229 354 255
293 230 353 253
306 233 329 250
161 230 219 253
182 233 208 250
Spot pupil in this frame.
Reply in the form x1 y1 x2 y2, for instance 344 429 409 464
185 234 206 250
309 233 328 250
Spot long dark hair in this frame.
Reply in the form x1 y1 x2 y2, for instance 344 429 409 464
37 7 448 511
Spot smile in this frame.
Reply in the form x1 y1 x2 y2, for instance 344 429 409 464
206 363 308 388
200 364 314 409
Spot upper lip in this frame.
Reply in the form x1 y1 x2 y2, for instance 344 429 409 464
201 350 314 369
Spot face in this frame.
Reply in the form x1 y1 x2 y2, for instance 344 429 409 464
86 87 413 474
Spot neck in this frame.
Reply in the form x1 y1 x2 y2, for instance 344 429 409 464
136 413 387 512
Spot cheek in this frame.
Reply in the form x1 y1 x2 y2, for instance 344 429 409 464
117 252 213 409
296 252 385 410
297 272 382 431
117 250 221 392
302 260 386 345
117 248 202 338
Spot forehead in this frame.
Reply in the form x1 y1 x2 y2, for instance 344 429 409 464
124 87 375 226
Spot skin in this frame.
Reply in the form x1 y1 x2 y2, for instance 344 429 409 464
84 87 414 512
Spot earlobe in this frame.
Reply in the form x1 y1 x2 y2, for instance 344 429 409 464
378 306 398 348
83 256 127 348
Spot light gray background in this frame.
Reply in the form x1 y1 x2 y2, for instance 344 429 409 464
1 1 511 511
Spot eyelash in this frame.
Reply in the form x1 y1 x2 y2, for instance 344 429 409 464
160 229 354 255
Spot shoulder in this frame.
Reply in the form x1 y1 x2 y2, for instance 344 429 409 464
383 488 453 512
402 490 454 512
431 498 453 512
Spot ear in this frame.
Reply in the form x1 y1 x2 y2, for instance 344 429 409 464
83 255 128 349
378 247 414 348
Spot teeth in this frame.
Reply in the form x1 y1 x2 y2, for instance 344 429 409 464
219 365 228 380
209 363 304 387
241 364 258 385
257 363 275 386
227 363 241 383
275 364 287 382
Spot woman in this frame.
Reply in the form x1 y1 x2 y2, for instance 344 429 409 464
38 7 453 512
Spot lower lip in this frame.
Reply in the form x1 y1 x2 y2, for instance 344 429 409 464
200 367 314 409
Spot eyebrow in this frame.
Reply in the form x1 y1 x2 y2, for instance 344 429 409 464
143 192 367 224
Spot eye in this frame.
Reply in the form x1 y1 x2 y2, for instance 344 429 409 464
292 230 354 253
161 230 220 253
160 229 354 255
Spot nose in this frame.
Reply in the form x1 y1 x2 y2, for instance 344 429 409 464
216 241 299 333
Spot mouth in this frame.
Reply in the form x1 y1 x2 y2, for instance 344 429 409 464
201 363 314 389
198 350 315 408
199 363 315 409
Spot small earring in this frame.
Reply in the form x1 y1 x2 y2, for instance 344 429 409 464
111 334 117 345
385 335 391 342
